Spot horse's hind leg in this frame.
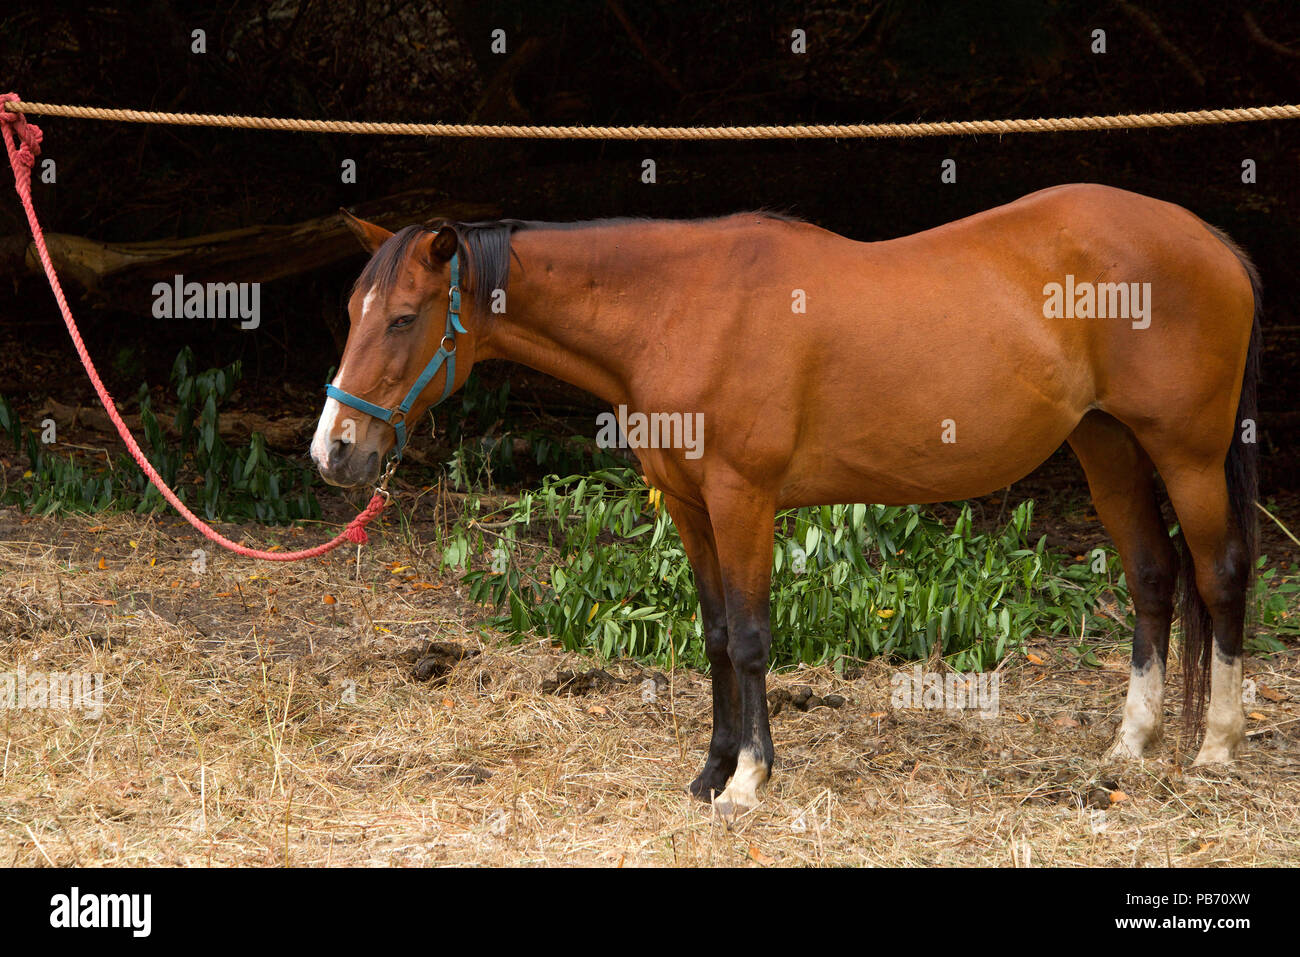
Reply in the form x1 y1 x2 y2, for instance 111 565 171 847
1155 464 1250 765
1068 412 1177 760
661 493 741 799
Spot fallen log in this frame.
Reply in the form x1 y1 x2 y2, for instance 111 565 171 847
37 398 315 452
0 192 500 296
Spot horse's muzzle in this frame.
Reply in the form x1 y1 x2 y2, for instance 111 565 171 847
313 439 380 488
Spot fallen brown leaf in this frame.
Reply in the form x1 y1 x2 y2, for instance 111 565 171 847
1257 684 1288 703
748 844 775 866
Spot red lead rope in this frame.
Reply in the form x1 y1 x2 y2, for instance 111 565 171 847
0 93 387 560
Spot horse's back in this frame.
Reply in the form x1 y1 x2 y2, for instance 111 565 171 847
751 185 1257 505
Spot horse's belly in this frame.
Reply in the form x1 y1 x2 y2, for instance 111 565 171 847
779 392 1082 507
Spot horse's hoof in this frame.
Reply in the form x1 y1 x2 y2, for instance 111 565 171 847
1103 736 1146 762
711 796 758 823
1191 739 1242 767
710 785 758 822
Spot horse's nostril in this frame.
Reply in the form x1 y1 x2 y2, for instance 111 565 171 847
327 438 351 469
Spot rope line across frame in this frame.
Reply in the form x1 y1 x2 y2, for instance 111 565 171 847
5 100 1300 139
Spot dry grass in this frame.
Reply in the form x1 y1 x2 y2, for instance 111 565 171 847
0 504 1297 867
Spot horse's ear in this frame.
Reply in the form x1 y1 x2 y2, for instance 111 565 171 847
430 228 457 263
339 209 393 253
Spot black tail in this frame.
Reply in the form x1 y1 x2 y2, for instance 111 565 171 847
1177 226 1262 730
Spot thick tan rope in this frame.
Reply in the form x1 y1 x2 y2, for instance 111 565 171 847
5 100 1300 139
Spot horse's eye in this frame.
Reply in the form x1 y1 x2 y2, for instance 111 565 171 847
388 314 418 330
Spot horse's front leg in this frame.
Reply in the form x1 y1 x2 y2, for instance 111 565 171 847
702 479 777 818
662 494 739 799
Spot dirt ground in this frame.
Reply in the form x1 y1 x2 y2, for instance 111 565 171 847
0 499 1296 868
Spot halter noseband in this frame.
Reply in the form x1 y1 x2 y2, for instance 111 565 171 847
324 249 468 464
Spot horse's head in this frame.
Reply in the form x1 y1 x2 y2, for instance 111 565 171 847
311 211 479 487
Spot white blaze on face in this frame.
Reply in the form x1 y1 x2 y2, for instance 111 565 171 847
310 285 377 469
309 361 348 469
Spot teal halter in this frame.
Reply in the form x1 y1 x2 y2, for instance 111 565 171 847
324 250 468 463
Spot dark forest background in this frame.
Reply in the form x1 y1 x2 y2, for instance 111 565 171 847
0 0 1296 494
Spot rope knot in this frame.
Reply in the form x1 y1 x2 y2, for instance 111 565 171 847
1 94 42 166
341 493 388 544
0 93 20 124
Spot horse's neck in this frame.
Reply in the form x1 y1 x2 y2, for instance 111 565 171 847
476 227 655 407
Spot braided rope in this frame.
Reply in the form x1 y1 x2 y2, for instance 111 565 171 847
5 100 1300 138
0 93 387 561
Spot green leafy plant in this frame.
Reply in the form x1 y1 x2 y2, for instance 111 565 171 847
1249 557 1300 654
448 468 1132 672
1 347 320 522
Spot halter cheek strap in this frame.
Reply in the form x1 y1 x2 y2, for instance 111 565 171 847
324 249 468 463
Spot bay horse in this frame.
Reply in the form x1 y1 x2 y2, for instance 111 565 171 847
312 184 1261 816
